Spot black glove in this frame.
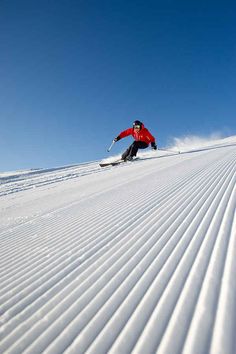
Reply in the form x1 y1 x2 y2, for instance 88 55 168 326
113 136 121 142
151 142 157 150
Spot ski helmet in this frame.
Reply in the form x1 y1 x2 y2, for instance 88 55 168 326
133 120 143 129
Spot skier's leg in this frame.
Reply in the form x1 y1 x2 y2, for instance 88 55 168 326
121 145 132 160
129 141 149 157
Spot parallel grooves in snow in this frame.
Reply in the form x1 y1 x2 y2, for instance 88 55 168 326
0 145 235 354
0 154 227 305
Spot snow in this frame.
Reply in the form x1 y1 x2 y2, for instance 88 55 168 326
0 136 236 354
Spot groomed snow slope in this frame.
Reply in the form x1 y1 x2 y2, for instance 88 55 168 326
0 138 236 354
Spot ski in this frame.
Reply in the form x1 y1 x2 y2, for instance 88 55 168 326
99 157 140 167
99 160 125 167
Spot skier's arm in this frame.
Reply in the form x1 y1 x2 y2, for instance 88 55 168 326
145 129 157 149
114 128 133 142
146 130 155 143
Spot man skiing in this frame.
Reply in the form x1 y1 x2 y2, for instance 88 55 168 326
114 120 157 161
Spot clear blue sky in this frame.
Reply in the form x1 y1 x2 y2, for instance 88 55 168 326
0 0 235 171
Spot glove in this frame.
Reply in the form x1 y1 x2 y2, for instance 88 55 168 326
151 142 157 150
113 136 121 142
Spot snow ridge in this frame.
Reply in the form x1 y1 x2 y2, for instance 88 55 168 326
0 140 236 354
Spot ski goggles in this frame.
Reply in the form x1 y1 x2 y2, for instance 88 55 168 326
133 125 141 129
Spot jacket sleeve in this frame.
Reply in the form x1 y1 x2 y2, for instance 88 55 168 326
118 128 133 139
145 129 156 143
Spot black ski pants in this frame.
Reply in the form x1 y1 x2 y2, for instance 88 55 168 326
122 141 149 159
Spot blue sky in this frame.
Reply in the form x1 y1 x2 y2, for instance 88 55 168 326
0 0 235 171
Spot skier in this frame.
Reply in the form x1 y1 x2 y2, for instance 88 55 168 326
114 120 157 161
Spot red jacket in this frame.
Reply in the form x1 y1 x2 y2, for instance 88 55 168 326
118 124 155 145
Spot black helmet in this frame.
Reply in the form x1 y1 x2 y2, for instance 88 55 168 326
133 120 143 129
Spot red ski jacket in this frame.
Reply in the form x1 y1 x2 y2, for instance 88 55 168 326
118 125 156 145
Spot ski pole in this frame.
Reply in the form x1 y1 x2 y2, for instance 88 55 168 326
107 140 115 152
158 148 181 154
